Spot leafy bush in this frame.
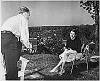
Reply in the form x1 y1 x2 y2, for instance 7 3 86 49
29 25 95 55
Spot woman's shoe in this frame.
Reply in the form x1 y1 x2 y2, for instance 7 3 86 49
50 69 58 73
58 69 65 76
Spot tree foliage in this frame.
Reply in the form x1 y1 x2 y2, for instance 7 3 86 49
80 0 99 20
80 0 99 53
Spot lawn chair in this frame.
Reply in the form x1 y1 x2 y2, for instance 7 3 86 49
69 43 90 74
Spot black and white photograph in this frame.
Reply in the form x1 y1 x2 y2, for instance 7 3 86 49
0 0 99 80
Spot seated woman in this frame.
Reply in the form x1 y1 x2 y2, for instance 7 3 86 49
50 29 82 75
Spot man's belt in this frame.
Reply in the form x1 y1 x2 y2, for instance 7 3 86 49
1 31 12 33
1 31 21 41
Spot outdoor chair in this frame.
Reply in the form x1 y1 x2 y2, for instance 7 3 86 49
69 41 96 74
65 43 90 74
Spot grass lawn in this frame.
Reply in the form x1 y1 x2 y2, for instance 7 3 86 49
18 53 99 80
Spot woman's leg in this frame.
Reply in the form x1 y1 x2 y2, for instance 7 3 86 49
61 62 65 71
50 49 68 72
59 62 65 75
59 50 77 75
50 59 63 72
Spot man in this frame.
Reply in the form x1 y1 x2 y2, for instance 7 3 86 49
1 6 32 80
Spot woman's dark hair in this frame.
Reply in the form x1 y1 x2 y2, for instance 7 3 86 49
70 28 80 39
71 28 78 35
18 6 30 14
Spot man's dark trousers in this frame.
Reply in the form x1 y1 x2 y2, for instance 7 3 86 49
1 31 22 80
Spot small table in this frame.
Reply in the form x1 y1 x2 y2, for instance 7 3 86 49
18 56 29 81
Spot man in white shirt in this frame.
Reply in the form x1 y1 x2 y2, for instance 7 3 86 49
1 6 32 80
